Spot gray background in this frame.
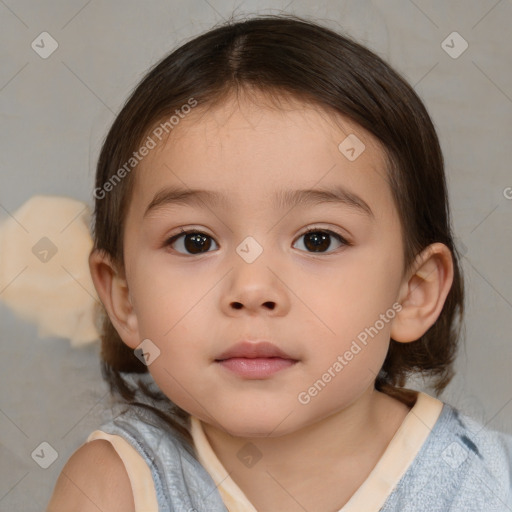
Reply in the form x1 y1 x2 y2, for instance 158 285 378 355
1 0 511 510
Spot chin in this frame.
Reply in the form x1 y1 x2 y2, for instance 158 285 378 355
211 407 304 439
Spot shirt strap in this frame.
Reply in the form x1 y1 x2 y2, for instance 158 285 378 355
86 430 159 512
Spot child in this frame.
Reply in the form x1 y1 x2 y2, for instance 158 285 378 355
47 13 512 512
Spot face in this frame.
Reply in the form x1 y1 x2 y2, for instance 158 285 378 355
121 92 407 438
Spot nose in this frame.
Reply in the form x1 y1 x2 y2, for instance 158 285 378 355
221 255 290 317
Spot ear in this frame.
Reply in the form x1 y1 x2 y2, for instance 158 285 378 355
391 242 454 343
88 249 140 349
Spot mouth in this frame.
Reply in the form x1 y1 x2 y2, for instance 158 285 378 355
214 341 299 379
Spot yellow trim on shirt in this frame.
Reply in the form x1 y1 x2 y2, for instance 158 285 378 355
86 430 159 512
190 417 258 512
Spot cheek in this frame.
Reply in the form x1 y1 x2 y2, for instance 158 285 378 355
296 253 399 336
294 251 399 379
129 257 207 330
128 261 219 367
296 325 391 417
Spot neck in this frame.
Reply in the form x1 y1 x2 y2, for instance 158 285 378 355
199 387 413 511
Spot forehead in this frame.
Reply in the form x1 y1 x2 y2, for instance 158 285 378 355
132 91 398 224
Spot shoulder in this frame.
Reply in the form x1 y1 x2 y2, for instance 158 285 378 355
383 403 512 510
46 439 134 512
444 406 512 464
434 405 512 506
459 412 512 479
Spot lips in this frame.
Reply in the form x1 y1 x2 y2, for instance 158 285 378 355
214 341 298 379
215 341 296 361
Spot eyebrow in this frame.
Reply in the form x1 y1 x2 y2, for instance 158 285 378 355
144 185 374 219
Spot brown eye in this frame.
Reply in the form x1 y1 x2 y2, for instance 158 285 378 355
293 229 348 253
166 230 218 255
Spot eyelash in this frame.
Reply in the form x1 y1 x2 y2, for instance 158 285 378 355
164 226 351 255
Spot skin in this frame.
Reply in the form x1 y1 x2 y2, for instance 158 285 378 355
90 90 454 510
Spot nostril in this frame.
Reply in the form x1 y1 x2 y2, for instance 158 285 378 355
230 301 276 310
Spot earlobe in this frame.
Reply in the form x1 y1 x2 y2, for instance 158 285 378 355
391 243 454 343
88 250 140 349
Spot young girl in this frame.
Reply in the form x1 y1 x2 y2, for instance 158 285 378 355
47 13 512 512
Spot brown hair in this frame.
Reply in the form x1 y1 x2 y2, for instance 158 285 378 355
92 13 465 441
